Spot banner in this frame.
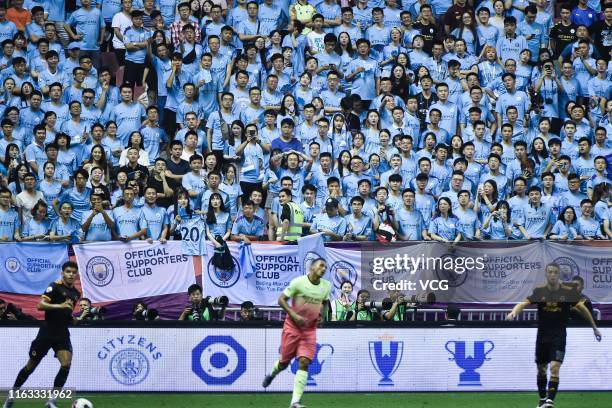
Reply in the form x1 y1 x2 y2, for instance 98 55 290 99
0 243 69 294
73 241 195 303
542 242 612 303
0 326 609 392
203 242 302 305
298 233 327 274
361 242 612 304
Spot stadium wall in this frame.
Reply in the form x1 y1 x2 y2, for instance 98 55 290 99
0 325 610 392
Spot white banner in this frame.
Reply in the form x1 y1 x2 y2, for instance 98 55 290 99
202 242 303 306
0 327 609 391
73 241 195 303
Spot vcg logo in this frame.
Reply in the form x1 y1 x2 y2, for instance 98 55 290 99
445 340 494 386
290 343 334 386
97 335 162 386
192 336 246 385
368 338 404 386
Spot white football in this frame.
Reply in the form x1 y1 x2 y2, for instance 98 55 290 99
72 398 94 408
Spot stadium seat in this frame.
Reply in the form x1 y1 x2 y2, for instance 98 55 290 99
100 52 119 76
115 66 124 86
134 85 145 100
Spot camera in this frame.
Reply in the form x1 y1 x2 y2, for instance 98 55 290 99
133 302 159 321
190 302 203 321
365 299 394 310
88 306 107 318
208 296 229 307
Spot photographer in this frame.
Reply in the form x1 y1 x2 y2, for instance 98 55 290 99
0 298 35 321
383 290 409 322
350 289 378 321
534 59 563 119
239 301 263 321
131 301 160 321
179 284 227 322
75 298 105 321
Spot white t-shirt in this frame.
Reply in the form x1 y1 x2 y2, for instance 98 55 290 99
306 31 325 54
15 191 45 224
111 12 132 50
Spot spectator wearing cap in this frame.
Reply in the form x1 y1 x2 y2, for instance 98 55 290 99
64 0 105 69
62 42 82 79
310 197 347 241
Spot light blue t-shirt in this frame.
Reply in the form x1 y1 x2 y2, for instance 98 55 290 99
396 207 425 240
142 205 169 240
0 207 20 240
207 211 232 237
81 209 114 241
113 205 145 237
428 215 460 241
109 102 146 144
67 7 105 50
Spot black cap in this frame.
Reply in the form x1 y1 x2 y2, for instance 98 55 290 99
325 198 339 208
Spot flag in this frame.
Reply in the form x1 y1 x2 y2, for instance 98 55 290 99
0 243 69 294
297 233 327 274
239 241 256 279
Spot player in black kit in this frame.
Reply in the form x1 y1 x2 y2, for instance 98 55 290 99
3 261 80 408
507 263 602 408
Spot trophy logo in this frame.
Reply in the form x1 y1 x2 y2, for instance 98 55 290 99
369 335 404 386
445 340 494 386
290 343 334 386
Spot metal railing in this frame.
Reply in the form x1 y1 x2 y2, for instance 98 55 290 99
223 307 602 322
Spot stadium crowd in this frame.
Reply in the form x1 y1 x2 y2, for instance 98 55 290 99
0 0 610 250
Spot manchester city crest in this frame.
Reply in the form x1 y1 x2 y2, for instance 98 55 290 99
86 256 115 287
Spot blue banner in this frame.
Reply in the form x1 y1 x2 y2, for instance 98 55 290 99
0 243 69 295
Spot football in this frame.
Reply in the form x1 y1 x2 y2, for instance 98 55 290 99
72 398 94 408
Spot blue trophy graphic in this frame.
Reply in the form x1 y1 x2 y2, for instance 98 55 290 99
368 341 404 386
290 343 334 386
445 340 494 386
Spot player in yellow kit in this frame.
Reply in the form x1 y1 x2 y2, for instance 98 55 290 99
262 258 331 408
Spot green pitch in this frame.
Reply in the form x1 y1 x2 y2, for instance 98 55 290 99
9 392 612 408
